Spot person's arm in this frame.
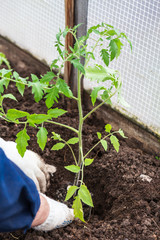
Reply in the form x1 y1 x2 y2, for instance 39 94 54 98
0 148 40 232
0 147 74 233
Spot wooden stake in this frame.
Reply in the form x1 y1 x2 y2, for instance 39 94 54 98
64 0 74 86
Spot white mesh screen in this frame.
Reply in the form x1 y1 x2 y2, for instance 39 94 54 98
0 0 159 135
85 0 160 135
0 0 65 65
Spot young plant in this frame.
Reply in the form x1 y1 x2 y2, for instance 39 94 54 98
0 23 132 222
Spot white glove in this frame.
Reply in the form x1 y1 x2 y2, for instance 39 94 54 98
0 137 56 193
33 193 74 231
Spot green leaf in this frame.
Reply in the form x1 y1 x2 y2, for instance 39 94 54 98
84 158 94 166
0 52 11 69
97 132 102 139
13 71 27 96
105 124 112 133
110 135 120 152
71 59 85 74
67 137 79 145
64 165 80 173
100 139 108 151
78 184 94 207
37 127 48 151
0 69 12 93
16 129 30 157
120 32 132 51
109 38 123 61
118 129 127 138
72 23 83 31
65 186 79 201
90 86 105 106
47 108 67 118
2 94 17 101
63 26 69 37
50 59 59 70
45 87 59 109
40 71 55 83
72 196 85 222
51 142 65 151
0 68 12 77
87 24 101 34
27 114 51 124
101 90 112 105
56 78 73 98
29 76 44 102
100 49 110 66
6 109 29 121
85 65 114 83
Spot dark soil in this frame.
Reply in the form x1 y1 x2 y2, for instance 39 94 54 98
0 38 160 240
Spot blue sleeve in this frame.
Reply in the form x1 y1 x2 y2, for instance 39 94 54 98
0 148 40 232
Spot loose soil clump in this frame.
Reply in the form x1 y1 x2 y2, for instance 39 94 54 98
0 38 159 240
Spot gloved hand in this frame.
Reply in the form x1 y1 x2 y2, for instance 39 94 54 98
0 137 56 193
33 193 74 231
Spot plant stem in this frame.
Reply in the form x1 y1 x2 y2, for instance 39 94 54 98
46 120 78 134
83 89 118 121
74 70 84 186
83 131 119 159
62 140 78 166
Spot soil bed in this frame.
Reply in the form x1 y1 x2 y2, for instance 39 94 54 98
0 39 160 240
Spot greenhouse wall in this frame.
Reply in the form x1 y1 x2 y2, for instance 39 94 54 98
0 0 159 135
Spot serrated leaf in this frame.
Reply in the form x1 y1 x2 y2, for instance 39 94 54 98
118 129 127 138
109 38 123 61
100 139 108 151
72 196 85 222
63 26 69 37
72 23 83 31
105 124 112 133
87 24 101 34
84 158 94 166
13 71 27 96
65 186 79 201
40 72 55 83
0 52 11 69
0 69 12 77
101 90 112 105
100 49 110 66
0 69 11 93
85 65 115 83
64 165 80 173
16 82 25 96
78 185 94 207
56 78 73 98
47 108 67 118
29 78 44 102
45 87 59 109
90 86 105 106
16 129 30 157
50 59 59 70
37 127 48 151
120 32 132 51
2 94 17 101
71 59 85 74
6 109 29 121
97 132 102 139
67 137 79 145
110 135 120 152
27 114 51 124
51 142 65 151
